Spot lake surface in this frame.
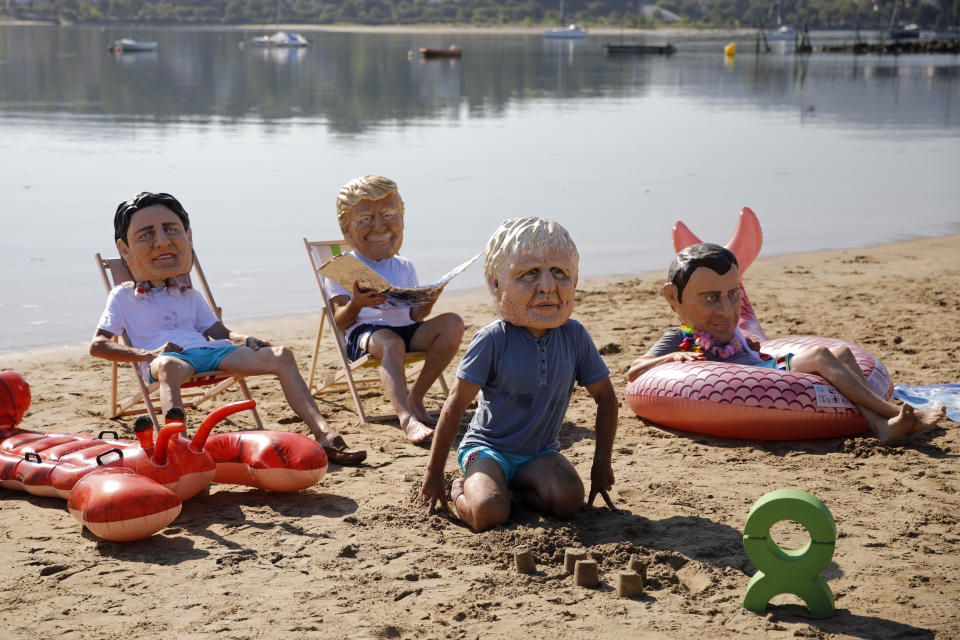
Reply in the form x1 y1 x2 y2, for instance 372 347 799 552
1 25 958 352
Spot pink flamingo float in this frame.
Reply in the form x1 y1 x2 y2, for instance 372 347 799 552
625 208 893 440
0 370 328 541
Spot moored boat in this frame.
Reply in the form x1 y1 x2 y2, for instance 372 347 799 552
244 31 310 48
108 39 157 54
419 46 462 59
604 43 676 55
545 24 589 39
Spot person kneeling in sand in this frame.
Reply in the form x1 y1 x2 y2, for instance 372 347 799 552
326 175 464 444
627 242 947 445
421 217 618 532
90 191 366 466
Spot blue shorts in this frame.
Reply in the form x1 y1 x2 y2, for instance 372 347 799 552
346 322 423 362
756 353 793 371
148 346 241 383
457 445 558 486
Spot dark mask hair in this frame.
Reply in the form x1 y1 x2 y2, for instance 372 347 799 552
668 243 739 302
114 192 190 244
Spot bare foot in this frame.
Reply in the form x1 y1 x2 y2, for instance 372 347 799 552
450 478 465 516
909 406 948 436
874 404 916 445
875 404 947 445
401 415 434 444
407 394 438 426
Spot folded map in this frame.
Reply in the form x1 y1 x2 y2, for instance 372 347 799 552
318 253 479 306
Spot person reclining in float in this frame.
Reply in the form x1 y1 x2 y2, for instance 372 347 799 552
420 216 618 532
325 175 465 444
626 242 947 444
89 191 366 466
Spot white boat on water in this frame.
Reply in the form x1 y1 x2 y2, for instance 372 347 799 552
766 25 797 40
545 24 589 39
108 39 157 53
244 31 310 48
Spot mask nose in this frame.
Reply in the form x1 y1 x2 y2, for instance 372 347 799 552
537 269 556 293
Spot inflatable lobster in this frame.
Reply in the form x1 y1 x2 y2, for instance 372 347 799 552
0 370 328 541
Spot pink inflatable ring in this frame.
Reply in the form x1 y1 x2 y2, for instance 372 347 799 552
624 209 893 440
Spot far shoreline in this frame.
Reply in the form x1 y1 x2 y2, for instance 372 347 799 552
0 18 756 38
4 232 958 362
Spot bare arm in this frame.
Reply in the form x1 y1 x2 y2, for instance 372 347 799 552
329 282 388 333
627 351 705 382
89 328 176 363
584 376 618 510
203 321 270 350
421 378 480 514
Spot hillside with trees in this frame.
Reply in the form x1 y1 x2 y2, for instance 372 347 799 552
3 0 954 31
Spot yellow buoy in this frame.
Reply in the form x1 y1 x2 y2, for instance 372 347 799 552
724 41 736 57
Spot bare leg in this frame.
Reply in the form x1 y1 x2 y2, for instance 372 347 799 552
149 356 194 426
829 345 867 381
408 313 464 425
452 458 511 532
219 346 341 445
791 346 947 444
512 452 585 519
367 330 434 443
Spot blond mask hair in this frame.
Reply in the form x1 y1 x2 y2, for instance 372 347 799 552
483 217 580 292
336 175 405 234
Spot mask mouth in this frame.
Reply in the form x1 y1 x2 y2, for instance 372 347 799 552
152 252 179 265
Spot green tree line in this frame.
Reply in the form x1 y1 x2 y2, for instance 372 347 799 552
4 0 953 30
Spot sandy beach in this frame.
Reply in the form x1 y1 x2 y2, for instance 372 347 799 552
2 234 959 639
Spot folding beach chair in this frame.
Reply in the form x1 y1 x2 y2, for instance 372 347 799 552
95 250 264 430
302 238 449 423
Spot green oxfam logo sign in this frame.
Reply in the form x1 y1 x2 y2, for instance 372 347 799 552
742 488 836 617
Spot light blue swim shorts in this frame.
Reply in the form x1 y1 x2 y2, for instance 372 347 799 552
148 345 241 383
755 353 793 371
457 445 558 486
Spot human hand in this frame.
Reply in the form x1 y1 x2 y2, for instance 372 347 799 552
746 337 761 352
588 461 616 511
671 351 705 363
352 281 387 307
421 469 449 515
151 342 183 357
244 336 270 351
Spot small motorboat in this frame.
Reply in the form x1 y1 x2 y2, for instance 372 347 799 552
244 31 310 48
544 24 589 39
419 46 462 59
108 39 158 54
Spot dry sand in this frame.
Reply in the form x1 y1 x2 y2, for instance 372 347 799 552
2 234 959 639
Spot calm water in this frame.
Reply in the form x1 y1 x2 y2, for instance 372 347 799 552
1 25 958 352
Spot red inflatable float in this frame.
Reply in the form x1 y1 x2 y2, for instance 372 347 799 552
0 371 328 541
624 209 893 440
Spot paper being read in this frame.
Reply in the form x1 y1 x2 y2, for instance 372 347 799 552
318 253 479 306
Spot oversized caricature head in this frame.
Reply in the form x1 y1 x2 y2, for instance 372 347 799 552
336 175 405 262
114 192 193 285
664 242 741 344
483 217 579 338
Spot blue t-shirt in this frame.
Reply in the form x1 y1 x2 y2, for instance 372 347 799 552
457 319 610 455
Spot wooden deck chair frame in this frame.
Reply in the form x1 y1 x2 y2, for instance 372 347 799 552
95 250 263 430
302 238 449 423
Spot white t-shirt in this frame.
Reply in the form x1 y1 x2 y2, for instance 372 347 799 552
322 251 418 341
98 283 233 376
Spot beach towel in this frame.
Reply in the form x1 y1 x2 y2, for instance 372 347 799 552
893 384 960 423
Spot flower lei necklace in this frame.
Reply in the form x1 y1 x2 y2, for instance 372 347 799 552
678 324 742 360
